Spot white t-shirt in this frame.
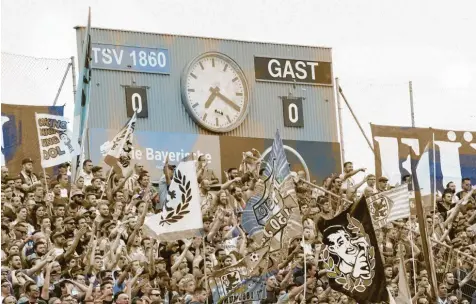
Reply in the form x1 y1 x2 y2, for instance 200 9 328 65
339 173 355 191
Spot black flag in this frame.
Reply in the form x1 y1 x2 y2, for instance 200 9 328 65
317 197 389 304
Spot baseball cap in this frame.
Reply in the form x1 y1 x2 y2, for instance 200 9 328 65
71 189 84 197
22 158 33 165
378 176 389 182
63 217 76 224
50 230 66 241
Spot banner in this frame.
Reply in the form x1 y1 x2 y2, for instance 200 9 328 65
101 112 137 176
35 113 79 168
371 124 476 194
1 104 64 173
143 160 203 241
209 261 265 304
366 185 410 228
317 196 388 304
89 128 342 185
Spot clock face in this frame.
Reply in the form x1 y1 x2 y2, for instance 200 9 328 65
181 52 250 133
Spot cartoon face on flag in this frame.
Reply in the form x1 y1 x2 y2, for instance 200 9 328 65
322 215 376 288
317 196 388 303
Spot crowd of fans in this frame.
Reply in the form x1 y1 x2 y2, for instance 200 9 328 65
1 153 475 304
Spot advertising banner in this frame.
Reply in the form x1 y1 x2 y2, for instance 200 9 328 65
89 129 342 184
371 124 476 210
1 104 64 174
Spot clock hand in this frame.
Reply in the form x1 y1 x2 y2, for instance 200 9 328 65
204 87 218 109
215 91 241 112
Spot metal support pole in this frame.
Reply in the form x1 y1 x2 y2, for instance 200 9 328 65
335 77 345 167
338 86 375 154
409 81 415 127
53 62 72 106
71 56 77 100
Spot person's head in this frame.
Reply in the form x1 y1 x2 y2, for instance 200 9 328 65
3 186 13 199
1 281 12 296
448 295 458 303
378 177 389 191
114 292 130 304
92 178 102 188
446 181 456 193
33 204 46 219
417 297 429 304
331 177 342 190
231 187 243 200
266 276 277 289
218 190 228 205
11 196 22 209
34 185 44 198
384 264 393 278
442 189 453 203
34 242 47 255
134 163 144 174
64 217 76 232
437 283 448 297
92 166 103 178
101 282 113 296
58 173 69 187
98 201 110 217
367 174 376 187
2 295 16 304
16 206 28 221
83 160 93 173
13 177 22 190
461 177 472 191
445 272 455 285
402 174 411 184
228 168 239 179
8 254 22 269
25 282 40 300
193 287 207 303
22 158 34 173
1 166 8 179
75 176 84 189
343 162 353 173
158 271 170 289
138 173 150 188
114 191 124 203
200 179 211 192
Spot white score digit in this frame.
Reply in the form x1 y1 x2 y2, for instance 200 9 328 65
288 103 299 123
139 51 148 66
130 51 137 66
148 52 157 67
131 93 143 113
158 52 166 67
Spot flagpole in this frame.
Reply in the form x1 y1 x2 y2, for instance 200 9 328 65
42 168 49 193
202 236 209 303
431 131 437 236
408 220 418 295
303 234 307 301
99 169 114 200
299 179 354 206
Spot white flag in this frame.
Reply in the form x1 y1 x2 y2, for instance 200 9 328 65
103 112 137 177
35 113 79 168
143 160 203 241
367 185 410 228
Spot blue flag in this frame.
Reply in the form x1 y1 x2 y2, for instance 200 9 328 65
263 129 290 184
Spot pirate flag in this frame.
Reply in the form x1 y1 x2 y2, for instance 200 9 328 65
317 196 389 304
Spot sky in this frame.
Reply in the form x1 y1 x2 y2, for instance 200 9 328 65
2 0 475 177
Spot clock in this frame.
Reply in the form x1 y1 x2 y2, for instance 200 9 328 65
181 52 250 133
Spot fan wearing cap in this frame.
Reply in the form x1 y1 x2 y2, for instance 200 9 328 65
377 176 389 192
20 158 41 193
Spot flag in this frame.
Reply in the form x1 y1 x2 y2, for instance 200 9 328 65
317 196 389 304
395 253 411 303
208 260 251 303
71 8 92 179
412 157 438 299
35 113 79 168
366 185 410 228
263 129 290 184
102 112 137 177
241 174 279 238
143 160 203 241
245 246 270 277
